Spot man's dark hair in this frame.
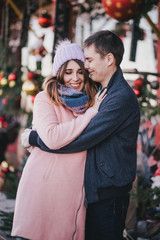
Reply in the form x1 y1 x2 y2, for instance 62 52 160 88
83 30 124 67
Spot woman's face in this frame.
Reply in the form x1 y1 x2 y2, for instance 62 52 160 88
63 60 85 91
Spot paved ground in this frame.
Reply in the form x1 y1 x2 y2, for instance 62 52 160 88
0 139 21 240
0 193 15 240
0 193 15 212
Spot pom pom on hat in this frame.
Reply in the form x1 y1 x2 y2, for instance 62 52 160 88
53 39 85 76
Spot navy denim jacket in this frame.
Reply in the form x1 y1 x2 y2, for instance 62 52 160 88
29 67 140 203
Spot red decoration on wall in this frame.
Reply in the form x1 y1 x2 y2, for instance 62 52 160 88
101 0 143 22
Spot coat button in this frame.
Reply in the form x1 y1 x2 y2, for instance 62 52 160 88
100 162 104 166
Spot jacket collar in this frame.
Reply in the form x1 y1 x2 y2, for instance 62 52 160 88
99 67 122 94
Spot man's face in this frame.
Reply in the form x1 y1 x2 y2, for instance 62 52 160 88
84 44 108 85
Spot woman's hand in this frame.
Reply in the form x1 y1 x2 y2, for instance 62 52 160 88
21 128 32 148
92 88 107 110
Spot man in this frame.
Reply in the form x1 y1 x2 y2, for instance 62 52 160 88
22 30 140 239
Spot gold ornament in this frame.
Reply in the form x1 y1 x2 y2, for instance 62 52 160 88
22 80 39 95
9 80 16 88
0 77 8 86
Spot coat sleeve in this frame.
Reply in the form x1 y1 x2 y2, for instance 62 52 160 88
30 92 140 153
32 91 98 150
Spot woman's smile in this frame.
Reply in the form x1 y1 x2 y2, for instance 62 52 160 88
68 82 83 90
64 60 85 92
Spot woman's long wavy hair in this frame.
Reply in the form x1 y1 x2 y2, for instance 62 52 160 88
43 59 97 109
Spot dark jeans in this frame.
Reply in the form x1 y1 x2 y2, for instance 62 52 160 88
85 195 130 240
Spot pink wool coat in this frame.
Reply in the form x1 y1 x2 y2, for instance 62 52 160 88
11 91 97 240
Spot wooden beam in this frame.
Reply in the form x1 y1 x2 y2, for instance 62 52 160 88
8 0 22 19
144 13 160 39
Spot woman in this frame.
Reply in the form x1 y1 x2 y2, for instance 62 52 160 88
11 40 106 240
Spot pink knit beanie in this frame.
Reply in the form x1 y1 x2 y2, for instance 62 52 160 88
53 39 85 76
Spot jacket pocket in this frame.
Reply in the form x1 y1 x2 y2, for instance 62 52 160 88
96 147 115 178
43 156 57 182
99 161 115 178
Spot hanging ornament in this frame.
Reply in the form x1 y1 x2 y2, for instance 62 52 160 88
2 97 8 105
134 77 144 89
38 11 52 28
8 73 17 88
9 165 15 173
0 75 3 82
27 71 39 81
133 77 144 97
8 73 16 81
9 81 16 88
0 76 3 88
3 121 8 128
1 161 9 172
0 117 4 128
0 77 8 86
101 0 143 22
31 95 36 103
0 116 8 128
22 80 39 96
133 88 140 97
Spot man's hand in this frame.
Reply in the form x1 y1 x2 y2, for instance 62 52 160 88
21 128 32 148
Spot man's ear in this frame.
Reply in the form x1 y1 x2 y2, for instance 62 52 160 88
105 53 114 66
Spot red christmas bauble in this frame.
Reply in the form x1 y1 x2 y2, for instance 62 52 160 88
31 95 36 103
27 71 39 80
0 117 4 123
134 77 144 89
2 98 8 105
3 121 8 128
102 0 143 22
8 73 16 81
133 88 140 96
